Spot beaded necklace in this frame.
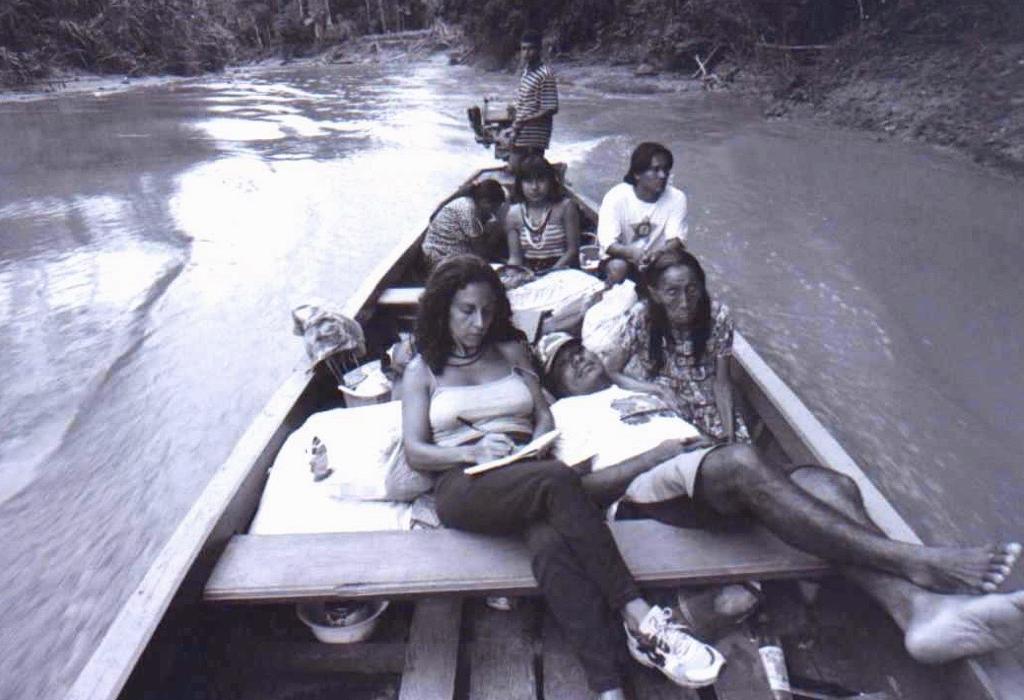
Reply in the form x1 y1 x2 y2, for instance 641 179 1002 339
520 203 553 249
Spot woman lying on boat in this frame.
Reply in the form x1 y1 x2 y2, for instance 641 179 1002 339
401 254 725 697
420 179 506 272
505 155 581 274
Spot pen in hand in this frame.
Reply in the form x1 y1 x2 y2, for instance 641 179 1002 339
458 417 516 461
457 416 485 433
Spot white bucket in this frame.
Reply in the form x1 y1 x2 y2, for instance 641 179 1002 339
296 601 389 644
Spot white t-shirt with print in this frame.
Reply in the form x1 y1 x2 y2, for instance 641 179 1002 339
551 385 700 471
596 182 689 255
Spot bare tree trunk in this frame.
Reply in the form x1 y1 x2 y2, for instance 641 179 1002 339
378 0 388 33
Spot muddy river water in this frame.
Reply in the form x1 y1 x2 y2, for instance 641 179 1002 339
1 56 1022 698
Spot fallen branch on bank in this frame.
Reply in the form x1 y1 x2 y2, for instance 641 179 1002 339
691 44 721 80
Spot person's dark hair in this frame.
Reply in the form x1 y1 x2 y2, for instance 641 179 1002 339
520 29 542 47
512 155 564 203
415 254 524 374
636 239 712 375
471 179 506 207
623 142 674 185
428 179 505 223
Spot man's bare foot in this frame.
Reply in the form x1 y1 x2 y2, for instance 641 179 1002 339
904 590 1024 664
904 542 1020 593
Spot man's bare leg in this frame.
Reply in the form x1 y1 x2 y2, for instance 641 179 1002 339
788 465 1024 663
697 445 1019 593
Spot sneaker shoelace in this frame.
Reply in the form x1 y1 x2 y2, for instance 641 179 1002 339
650 608 699 657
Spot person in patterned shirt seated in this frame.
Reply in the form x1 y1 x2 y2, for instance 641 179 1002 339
604 240 746 444
508 29 558 173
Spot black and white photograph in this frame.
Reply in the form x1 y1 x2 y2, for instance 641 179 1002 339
2 1 1023 698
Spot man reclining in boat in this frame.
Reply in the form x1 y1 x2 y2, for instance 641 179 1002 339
537 339 1024 666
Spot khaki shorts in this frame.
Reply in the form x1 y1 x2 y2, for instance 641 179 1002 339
621 444 721 504
615 444 752 531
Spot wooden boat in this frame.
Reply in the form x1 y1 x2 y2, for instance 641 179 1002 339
66 166 1024 700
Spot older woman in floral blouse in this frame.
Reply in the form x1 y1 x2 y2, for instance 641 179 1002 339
605 240 749 443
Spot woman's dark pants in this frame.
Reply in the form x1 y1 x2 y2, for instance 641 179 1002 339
434 459 641 692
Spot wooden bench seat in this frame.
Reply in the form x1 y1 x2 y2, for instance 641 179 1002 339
377 287 424 307
204 520 830 604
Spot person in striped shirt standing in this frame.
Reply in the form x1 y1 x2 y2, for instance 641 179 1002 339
509 29 559 173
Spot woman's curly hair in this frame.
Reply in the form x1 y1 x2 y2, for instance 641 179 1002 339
636 240 712 375
415 254 524 374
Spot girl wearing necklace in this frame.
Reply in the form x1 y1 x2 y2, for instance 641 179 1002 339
504 156 581 274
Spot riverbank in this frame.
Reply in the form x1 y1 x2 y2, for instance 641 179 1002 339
758 24 1024 176
546 36 1024 177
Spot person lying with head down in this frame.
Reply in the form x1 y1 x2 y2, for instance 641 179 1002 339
400 254 725 698
420 179 507 272
537 330 1024 666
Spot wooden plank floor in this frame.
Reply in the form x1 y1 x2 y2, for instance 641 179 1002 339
467 600 538 700
540 614 591 700
198 582 963 700
399 598 462 700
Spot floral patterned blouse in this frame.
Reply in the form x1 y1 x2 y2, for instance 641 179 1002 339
421 196 482 271
620 299 750 442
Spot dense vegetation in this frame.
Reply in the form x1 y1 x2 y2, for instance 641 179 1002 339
4 0 1019 87
0 0 437 87
438 0 1023 72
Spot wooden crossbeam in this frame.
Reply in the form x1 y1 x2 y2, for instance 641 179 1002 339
204 521 830 604
377 287 424 306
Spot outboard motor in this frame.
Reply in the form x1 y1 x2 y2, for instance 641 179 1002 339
467 97 515 160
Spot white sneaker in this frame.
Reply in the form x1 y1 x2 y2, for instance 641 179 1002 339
624 605 725 688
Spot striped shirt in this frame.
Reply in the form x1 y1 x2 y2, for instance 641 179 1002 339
514 64 558 149
512 202 567 271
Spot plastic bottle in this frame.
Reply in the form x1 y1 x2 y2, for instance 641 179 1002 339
752 612 793 700
309 436 332 482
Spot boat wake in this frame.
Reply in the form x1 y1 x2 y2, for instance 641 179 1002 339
0 254 188 505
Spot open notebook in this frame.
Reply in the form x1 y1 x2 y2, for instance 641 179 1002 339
463 430 561 476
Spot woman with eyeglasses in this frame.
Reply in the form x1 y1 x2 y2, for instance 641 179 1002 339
596 142 690 284
604 240 749 444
